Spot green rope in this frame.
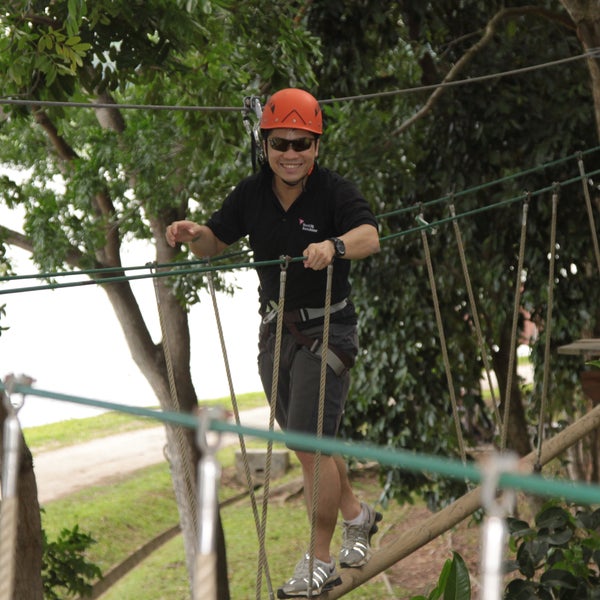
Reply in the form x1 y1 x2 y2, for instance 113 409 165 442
4 381 600 505
3 163 600 295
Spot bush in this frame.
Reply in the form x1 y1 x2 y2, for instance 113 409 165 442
505 501 600 599
42 524 103 599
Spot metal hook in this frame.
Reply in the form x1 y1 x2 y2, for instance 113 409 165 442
3 373 35 413
280 255 291 271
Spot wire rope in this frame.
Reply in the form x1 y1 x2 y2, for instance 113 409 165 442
1 49 597 112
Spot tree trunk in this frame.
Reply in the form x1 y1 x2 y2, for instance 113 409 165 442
0 397 44 599
560 0 600 140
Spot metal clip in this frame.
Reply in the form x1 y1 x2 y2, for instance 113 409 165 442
479 452 518 600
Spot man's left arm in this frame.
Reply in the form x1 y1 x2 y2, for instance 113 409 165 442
303 223 380 270
337 223 380 260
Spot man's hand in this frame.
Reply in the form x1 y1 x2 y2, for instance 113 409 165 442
165 220 202 247
303 240 336 270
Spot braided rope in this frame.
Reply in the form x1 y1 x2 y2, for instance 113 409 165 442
150 267 199 533
193 552 217 600
419 217 468 465
535 187 559 470
449 204 502 429
0 496 17 600
577 153 600 276
256 258 289 599
204 268 274 598
307 263 334 598
500 200 530 451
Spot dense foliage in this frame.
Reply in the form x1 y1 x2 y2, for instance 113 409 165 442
505 502 600 598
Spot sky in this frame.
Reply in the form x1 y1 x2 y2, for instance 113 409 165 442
0 206 263 428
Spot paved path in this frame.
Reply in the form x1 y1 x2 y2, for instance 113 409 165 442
33 406 273 503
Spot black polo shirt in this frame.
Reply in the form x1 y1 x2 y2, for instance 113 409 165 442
206 164 377 313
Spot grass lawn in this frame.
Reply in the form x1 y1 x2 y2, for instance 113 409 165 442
33 393 411 599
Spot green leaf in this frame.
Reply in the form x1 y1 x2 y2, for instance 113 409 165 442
443 552 471 600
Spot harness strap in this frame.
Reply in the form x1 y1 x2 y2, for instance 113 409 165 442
282 315 353 377
262 298 348 325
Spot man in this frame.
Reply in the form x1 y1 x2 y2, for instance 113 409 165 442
166 88 381 598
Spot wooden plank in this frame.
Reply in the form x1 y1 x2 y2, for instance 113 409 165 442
557 338 600 355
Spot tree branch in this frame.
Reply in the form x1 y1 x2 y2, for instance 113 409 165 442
32 109 78 161
393 6 576 136
0 224 85 269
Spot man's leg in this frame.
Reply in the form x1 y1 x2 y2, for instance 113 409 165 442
296 450 341 563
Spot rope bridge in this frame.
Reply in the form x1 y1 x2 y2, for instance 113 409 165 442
1 145 600 598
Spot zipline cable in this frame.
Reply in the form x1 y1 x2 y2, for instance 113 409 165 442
2 160 600 295
1 49 598 112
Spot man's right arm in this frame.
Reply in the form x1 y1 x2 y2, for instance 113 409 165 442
165 220 228 257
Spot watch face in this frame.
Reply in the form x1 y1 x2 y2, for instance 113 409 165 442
335 238 345 256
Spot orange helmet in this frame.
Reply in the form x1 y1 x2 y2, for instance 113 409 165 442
260 88 323 135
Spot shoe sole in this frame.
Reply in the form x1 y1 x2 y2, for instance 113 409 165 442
276 576 343 598
339 511 383 568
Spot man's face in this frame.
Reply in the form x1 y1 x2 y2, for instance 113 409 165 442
265 128 319 187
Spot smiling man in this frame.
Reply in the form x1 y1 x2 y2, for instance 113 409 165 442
166 88 380 598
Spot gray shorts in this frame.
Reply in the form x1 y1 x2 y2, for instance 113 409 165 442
257 321 359 441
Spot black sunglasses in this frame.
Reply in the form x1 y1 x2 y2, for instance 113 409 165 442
268 137 315 152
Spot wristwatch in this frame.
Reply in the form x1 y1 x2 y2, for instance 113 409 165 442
329 237 346 258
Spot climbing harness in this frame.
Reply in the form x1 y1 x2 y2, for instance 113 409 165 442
262 296 353 377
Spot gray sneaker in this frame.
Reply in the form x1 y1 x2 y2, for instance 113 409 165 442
339 502 383 568
277 553 342 598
